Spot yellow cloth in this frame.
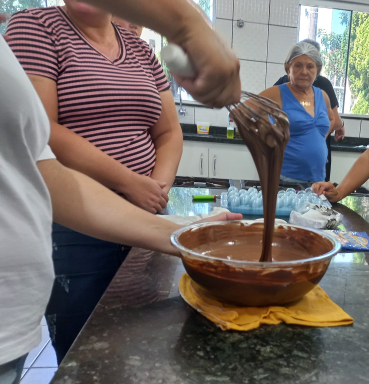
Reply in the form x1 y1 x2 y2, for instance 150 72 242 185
179 273 354 331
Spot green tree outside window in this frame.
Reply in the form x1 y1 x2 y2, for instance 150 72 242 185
0 0 45 34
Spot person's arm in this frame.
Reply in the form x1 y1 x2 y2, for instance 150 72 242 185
29 74 169 214
312 149 369 202
334 125 345 141
150 90 183 194
322 91 334 137
327 106 344 136
83 0 240 108
37 159 242 255
258 86 283 108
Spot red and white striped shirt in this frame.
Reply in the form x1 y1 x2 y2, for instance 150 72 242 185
7 7 170 175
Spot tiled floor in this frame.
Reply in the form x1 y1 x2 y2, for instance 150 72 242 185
21 317 58 383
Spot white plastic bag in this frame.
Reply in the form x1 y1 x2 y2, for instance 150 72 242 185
289 203 341 229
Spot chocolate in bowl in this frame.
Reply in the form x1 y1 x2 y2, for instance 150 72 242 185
171 221 341 307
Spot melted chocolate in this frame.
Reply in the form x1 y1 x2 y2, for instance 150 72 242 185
229 94 290 262
179 223 334 306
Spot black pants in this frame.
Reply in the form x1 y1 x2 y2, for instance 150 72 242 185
45 223 130 364
325 135 331 182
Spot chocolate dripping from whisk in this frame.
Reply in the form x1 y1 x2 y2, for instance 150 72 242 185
228 92 289 262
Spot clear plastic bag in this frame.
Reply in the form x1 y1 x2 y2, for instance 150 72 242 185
289 203 341 229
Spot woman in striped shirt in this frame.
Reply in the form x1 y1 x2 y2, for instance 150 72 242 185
7 0 183 363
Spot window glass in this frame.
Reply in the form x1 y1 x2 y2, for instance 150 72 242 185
299 5 369 115
347 12 369 115
0 0 64 34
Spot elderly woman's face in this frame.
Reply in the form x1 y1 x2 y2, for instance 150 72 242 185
287 55 318 88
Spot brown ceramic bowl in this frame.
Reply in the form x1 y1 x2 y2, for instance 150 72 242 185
171 221 341 307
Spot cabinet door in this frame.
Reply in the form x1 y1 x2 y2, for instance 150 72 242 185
331 152 361 184
177 141 209 177
208 143 259 180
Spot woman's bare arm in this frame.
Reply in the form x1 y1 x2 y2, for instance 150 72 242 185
38 159 242 254
83 0 241 108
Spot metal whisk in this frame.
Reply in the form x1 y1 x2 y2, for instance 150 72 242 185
228 92 290 262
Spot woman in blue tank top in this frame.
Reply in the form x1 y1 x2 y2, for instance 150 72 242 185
259 42 334 186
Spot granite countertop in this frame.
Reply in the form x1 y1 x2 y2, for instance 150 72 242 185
181 124 369 153
50 189 369 384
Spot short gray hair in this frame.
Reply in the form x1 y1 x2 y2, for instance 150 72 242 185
301 38 321 52
284 42 323 75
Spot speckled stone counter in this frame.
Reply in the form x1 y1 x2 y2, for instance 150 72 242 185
50 189 369 384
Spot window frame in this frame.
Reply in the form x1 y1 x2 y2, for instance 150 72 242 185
299 0 369 117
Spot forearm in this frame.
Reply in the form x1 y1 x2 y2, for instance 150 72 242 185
329 107 342 133
83 0 200 43
336 150 369 198
49 121 135 193
151 131 183 192
38 159 181 255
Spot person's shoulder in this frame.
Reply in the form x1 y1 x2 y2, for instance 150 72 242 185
260 85 282 102
274 75 288 86
314 76 339 108
314 76 334 91
9 6 60 27
316 75 332 85
115 25 150 50
11 6 57 18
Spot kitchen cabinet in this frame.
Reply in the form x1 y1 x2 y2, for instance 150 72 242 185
176 141 209 177
331 151 363 185
177 141 259 180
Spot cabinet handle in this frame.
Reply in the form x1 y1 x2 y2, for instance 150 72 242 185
200 153 203 175
213 155 217 176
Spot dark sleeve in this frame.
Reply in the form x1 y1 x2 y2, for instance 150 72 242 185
315 76 339 109
274 75 288 86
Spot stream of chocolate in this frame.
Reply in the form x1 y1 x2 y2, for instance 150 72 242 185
228 93 290 262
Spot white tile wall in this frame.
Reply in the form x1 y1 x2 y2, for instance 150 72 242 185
195 107 229 127
342 118 361 137
215 0 233 19
233 21 268 61
240 60 266 93
214 18 233 48
177 106 195 125
266 62 285 88
269 0 299 27
267 25 298 63
359 120 369 138
182 0 301 125
233 0 270 25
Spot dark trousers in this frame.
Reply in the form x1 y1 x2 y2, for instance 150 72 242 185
325 135 331 182
45 223 130 365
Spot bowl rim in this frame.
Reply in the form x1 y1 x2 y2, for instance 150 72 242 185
170 220 342 266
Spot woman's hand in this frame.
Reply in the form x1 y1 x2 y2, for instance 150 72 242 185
335 126 345 141
312 181 342 203
196 212 243 224
123 173 169 214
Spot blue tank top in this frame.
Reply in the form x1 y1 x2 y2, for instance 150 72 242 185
278 84 330 181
